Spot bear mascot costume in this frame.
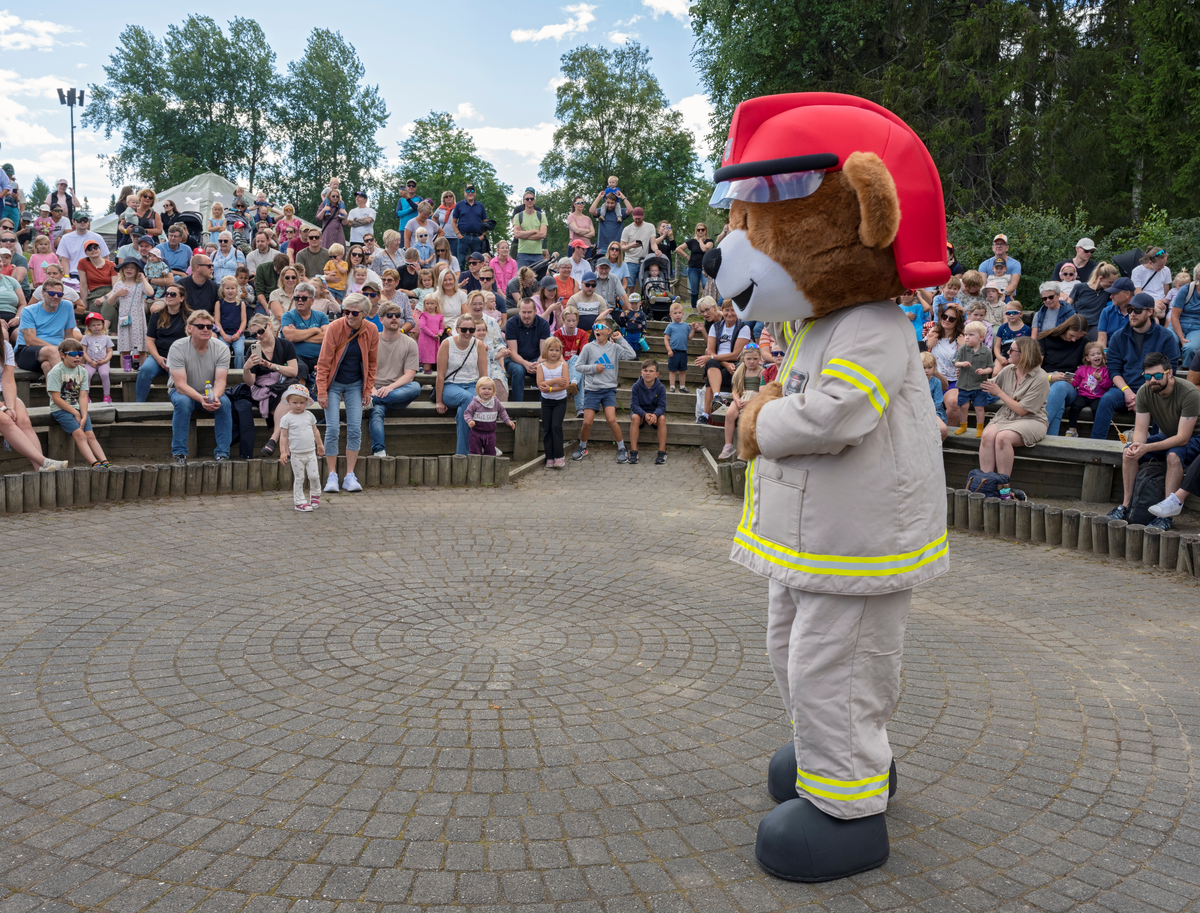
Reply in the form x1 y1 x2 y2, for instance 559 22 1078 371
703 93 951 882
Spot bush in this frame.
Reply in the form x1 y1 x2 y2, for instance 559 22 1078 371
947 205 1101 285
1099 207 1200 278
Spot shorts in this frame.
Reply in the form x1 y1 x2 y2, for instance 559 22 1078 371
1138 432 1200 466
707 361 735 393
51 410 92 433
583 388 617 412
14 345 44 373
667 352 688 372
957 387 988 407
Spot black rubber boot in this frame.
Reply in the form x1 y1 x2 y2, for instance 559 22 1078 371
768 744 799 803
769 748 898 803
755 797 889 882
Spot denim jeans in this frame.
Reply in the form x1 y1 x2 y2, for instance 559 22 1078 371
688 267 702 307
168 389 231 458
1090 386 1132 439
446 238 459 264
458 236 484 261
441 380 476 454
508 361 531 402
627 261 641 291
136 358 169 402
324 381 364 456
566 354 584 413
1045 380 1076 437
1180 328 1200 369
225 335 246 369
516 252 542 270
368 381 421 453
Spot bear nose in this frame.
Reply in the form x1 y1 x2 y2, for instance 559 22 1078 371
702 247 721 279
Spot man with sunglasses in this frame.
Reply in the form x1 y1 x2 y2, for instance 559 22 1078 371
511 188 547 270
15 276 80 375
592 258 629 314
55 212 108 277
280 283 328 394
1092 292 1180 441
167 310 232 463
367 302 421 456
1106 350 1200 529
295 229 330 283
451 183 489 263
178 254 220 315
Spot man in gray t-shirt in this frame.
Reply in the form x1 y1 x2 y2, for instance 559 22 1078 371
620 207 658 290
166 311 232 462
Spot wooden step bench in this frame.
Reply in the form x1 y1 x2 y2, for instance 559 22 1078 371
944 434 1126 502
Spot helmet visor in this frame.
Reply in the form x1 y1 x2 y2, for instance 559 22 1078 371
709 169 826 209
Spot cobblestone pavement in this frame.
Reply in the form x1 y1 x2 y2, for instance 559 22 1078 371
2 447 1199 913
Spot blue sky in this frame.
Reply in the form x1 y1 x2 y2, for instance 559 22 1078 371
0 3 712 209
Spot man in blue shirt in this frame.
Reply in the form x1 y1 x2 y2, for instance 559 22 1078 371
977 233 1021 298
1096 277 1133 347
451 183 488 263
156 224 193 276
1092 293 1180 439
396 179 419 234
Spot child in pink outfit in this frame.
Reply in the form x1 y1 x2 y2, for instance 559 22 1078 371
1065 341 1112 436
417 298 444 371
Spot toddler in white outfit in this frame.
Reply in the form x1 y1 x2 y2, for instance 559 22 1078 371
278 384 325 511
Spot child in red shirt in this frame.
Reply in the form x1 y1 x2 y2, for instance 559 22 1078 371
554 306 591 416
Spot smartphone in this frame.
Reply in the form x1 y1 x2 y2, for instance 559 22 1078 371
249 341 261 360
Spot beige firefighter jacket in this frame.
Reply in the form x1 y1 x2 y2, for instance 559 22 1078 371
731 302 949 595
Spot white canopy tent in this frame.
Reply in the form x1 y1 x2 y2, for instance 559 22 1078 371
94 172 315 239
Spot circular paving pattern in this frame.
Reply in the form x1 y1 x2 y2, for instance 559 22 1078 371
1 451 1198 913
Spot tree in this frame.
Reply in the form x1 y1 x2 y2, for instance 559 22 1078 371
269 30 388 220
378 111 512 241
27 177 50 212
104 194 117 215
81 16 281 190
539 42 704 232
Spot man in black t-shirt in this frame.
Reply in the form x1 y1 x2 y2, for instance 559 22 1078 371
177 255 220 314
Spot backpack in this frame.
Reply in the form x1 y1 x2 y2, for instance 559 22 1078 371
1128 460 1167 525
966 468 1008 498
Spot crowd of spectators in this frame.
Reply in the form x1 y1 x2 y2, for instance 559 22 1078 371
3 161 1198 521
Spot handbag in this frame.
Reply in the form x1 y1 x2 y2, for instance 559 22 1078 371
428 338 477 402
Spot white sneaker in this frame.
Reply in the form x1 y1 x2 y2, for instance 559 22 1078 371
717 443 737 461
1149 496 1183 518
1064 428 1078 437
494 447 503 456
40 458 69 472
342 472 363 492
374 449 387 458
323 472 340 493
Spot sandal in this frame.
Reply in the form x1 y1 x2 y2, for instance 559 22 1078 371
261 440 277 457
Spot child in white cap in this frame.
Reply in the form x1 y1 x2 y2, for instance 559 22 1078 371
278 383 325 511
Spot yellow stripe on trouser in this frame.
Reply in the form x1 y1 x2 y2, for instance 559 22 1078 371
797 767 890 801
739 460 948 576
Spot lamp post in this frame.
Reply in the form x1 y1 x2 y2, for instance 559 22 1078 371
57 88 84 198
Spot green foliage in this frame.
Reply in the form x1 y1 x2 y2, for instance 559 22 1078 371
948 205 1101 287
375 111 511 244
1102 208 1200 276
104 194 117 216
539 42 704 231
82 16 281 189
690 0 1200 229
27 177 50 211
269 31 388 220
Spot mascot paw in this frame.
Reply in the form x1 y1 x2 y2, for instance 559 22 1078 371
769 749 898 803
755 798 889 882
768 744 799 803
737 381 783 461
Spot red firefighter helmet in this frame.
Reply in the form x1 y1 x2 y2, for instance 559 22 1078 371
711 92 950 290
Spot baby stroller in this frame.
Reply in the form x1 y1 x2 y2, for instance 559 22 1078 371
638 254 674 319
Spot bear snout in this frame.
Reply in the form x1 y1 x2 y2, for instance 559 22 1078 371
702 246 721 279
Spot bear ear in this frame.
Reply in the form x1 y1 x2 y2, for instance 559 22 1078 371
841 151 900 250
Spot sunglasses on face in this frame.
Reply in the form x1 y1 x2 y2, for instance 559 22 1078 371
164 292 180 299
363 291 378 298
85 246 99 253
250 328 267 338
744 343 760 350
382 313 401 319
941 315 956 321
459 326 473 334
1041 294 1057 301
291 294 311 302
61 351 83 358
1144 371 1167 381
343 309 362 317
219 239 230 243
584 282 596 288
193 323 214 330
1005 310 1020 316
44 290 63 298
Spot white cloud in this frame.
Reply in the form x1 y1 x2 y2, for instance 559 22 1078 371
0 10 78 51
468 123 557 164
613 15 642 26
546 76 570 92
511 4 596 42
0 68 69 100
671 93 715 158
642 0 690 22
608 31 633 43
454 102 482 122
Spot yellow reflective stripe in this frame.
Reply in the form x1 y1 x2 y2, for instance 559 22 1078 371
797 768 890 801
780 320 814 378
821 368 885 415
740 456 755 530
781 321 796 346
822 358 889 415
734 524 949 577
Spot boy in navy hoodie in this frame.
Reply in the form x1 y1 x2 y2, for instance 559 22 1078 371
629 360 668 464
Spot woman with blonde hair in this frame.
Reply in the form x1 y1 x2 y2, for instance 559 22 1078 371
978 336 1050 476
433 264 468 322
276 204 302 241
1066 261 1119 339
268 266 300 322
371 229 404 274
435 190 458 261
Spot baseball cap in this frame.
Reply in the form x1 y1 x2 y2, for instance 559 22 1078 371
1128 292 1155 312
1106 277 1135 295
539 275 557 290
57 178 68 185
596 259 611 269
73 212 91 222
136 233 153 245
39 203 50 213
355 189 367 198
524 187 536 195
992 233 1008 243
468 251 485 262
84 311 104 324
629 293 642 303
1076 237 1096 251
582 271 597 283
464 183 476 192
568 239 588 249
631 207 644 217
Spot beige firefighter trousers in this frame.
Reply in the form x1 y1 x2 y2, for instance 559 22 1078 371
766 579 911 819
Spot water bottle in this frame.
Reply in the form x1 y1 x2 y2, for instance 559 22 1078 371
204 381 213 402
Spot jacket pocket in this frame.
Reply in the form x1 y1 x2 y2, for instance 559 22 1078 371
754 460 807 553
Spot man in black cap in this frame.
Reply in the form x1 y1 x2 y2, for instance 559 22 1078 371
1092 292 1180 441
451 183 488 264
1097 277 1134 348
458 251 487 292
